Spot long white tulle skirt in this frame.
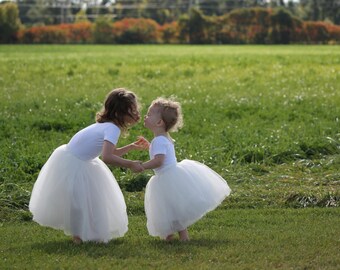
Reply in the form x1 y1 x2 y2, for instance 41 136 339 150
145 159 231 238
29 145 128 243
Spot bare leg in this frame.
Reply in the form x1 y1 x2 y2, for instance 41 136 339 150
166 234 174 241
72 236 82 244
179 229 189 241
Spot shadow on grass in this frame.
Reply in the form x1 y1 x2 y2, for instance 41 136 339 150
149 238 231 247
28 237 231 259
29 239 132 259
147 237 232 254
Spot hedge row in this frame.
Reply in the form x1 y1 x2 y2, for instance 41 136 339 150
15 9 340 44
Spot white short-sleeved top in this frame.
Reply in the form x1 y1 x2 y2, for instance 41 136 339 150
67 122 120 160
149 136 177 172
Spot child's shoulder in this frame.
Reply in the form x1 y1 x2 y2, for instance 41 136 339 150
88 122 121 137
96 121 120 130
152 135 173 145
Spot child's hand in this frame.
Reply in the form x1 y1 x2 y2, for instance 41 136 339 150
130 161 144 173
133 136 150 150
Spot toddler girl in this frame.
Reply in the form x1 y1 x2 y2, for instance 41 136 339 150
141 97 231 241
29 88 145 244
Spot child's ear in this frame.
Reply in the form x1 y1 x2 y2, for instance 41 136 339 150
157 119 165 127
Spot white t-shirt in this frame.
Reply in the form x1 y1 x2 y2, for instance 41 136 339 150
67 122 120 160
149 136 177 172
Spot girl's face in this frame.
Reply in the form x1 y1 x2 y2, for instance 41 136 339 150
125 101 140 126
144 104 162 131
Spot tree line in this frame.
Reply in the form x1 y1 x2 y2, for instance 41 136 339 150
3 0 340 26
1 2 339 44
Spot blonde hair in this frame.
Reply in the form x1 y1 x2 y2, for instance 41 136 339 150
151 97 183 132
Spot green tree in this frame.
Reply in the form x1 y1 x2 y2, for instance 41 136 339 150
26 0 51 25
178 13 189 43
269 8 302 44
317 0 339 24
93 15 114 43
299 0 339 24
75 8 89 23
0 3 22 43
188 8 206 44
269 8 294 43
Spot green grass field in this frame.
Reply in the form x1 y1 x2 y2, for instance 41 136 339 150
0 45 340 269
1 208 340 269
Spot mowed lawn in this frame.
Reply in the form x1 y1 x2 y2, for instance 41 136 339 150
1 208 340 269
0 45 340 269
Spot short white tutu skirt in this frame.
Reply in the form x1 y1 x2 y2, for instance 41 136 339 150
29 145 128 243
145 159 231 238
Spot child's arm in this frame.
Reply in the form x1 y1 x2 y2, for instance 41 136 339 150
141 154 165 170
113 136 150 157
113 144 140 157
102 140 144 172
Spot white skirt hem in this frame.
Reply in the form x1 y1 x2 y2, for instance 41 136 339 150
29 145 128 243
145 159 231 239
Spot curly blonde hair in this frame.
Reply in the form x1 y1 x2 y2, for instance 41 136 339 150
151 97 183 132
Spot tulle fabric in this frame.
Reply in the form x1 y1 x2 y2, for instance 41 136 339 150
29 145 128 243
145 159 231 238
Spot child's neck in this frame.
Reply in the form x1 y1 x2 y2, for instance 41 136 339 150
153 129 168 138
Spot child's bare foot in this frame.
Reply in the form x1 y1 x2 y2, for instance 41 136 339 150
166 234 174 241
179 229 189 241
72 236 82 244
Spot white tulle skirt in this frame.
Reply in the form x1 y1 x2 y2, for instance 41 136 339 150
145 159 231 239
29 145 128 243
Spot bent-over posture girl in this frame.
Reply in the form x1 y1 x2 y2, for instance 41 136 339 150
29 88 145 244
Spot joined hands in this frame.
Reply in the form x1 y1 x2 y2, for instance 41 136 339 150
129 136 149 173
130 160 145 173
